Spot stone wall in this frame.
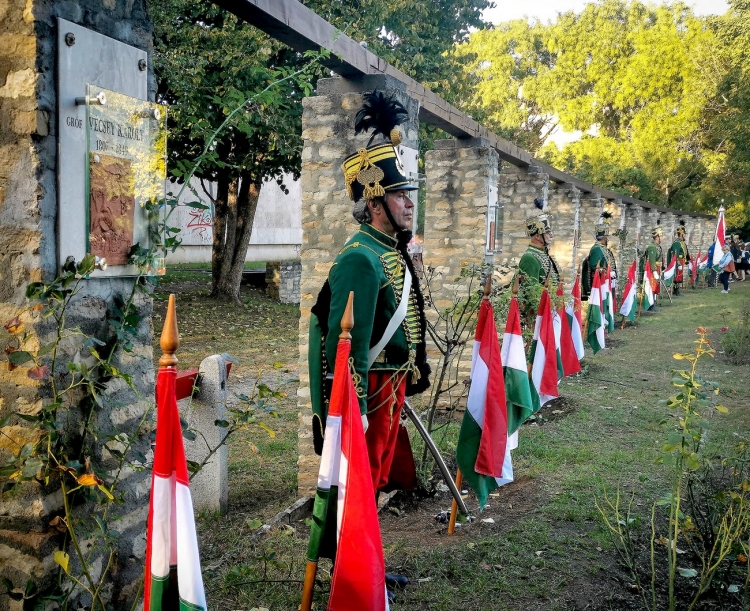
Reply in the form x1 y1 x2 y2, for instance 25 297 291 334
266 261 302 304
0 2 154 609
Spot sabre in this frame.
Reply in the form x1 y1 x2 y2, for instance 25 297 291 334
402 398 470 517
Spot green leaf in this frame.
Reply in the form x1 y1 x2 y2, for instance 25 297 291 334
677 567 697 578
21 457 43 479
715 405 729 414
246 518 263 529
8 351 33 365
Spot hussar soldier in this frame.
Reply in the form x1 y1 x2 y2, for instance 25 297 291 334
518 198 560 286
639 226 664 310
308 90 431 597
581 211 617 301
666 221 690 295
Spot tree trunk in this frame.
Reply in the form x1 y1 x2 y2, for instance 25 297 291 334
210 171 261 304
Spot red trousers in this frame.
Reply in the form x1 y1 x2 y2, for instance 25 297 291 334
365 371 406 493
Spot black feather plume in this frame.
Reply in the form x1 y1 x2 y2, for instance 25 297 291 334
600 211 613 220
533 197 545 210
354 91 408 144
680 219 686 226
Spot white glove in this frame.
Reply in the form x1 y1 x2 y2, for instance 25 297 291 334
653 271 659 279
361 413 369 434
678 265 683 271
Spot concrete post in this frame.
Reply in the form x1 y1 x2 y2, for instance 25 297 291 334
180 355 229 514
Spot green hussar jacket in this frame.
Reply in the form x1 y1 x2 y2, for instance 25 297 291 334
325 224 421 416
518 245 560 285
639 241 663 277
582 242 617 298
667 239 690 266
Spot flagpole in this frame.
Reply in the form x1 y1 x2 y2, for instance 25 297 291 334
447 469 463 536
300 293 355 611
448 274 492 535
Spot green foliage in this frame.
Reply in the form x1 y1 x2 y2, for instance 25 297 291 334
452 0 750 222
720 299 750 364
0 256 151 609
597 327 750 611
306 0 492 97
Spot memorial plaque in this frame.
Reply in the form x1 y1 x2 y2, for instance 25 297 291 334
57 19 166 277
85 85 166 271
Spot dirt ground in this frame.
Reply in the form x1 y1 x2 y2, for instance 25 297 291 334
153 273 750 611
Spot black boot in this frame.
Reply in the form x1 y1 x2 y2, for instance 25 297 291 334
386 573 410 589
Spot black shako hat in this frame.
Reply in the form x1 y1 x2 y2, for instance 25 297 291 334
342 90 419 202
526 197 552 236
596 211 612 238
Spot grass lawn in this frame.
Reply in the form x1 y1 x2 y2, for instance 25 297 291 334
154 272 750 611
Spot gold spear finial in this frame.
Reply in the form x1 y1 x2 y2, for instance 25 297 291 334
159 294 179 368
339 291 354 340
483 273 492 300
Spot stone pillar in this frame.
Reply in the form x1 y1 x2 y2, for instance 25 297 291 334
547 183 579 290
423 138 498 310
266 260 302 304
497 165 549 267
0 2 155 608
619 203 642 282
180 355 228 514
662 212 677 246
296 75 419 497
576 192 603 270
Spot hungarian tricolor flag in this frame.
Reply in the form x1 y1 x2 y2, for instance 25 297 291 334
555 284 581 376
144 368 207 611
502 296 536 435
619 260 638 322
457 299 509 508
585 270 605 354
602 268 615 333
566 276 585 361
663 254 677 287
712 208 726 266
304 316 387 610
642 260 655 309
690 251 700 286
529 289 561 407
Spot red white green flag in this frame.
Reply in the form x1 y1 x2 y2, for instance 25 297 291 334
145 368 207 611
457 299 509 508
566 275 585 361
712 208 726 266
663 253 677 287
643 260 655 309
586 270 605 354
556 284 581 376
305 328 388 610
529 289 560 406
601 269 615 333
619 260 638 322
690 251 700 286
501 296 536 435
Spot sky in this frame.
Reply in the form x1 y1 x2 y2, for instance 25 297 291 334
482 0 729 24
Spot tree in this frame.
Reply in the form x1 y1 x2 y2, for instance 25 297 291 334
699 0 750 213
452 0 720 209
152 1 325 303
153 0 492 303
